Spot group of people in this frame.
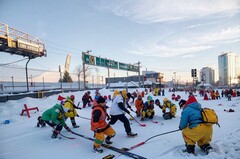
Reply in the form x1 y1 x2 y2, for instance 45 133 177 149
134 94 177 121
41 89 137 153
40 89 214 155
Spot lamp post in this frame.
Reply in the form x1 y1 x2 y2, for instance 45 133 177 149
11 76 14 90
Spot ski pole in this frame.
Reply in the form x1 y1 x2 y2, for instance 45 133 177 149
122 129 180 151
128 113 146 127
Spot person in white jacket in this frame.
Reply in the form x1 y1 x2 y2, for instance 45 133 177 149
109 90 137 137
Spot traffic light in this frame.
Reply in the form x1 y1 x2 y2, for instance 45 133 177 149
191 69 197 77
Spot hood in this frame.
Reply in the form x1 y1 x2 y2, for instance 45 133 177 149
187 102 202 110
185 96 197 106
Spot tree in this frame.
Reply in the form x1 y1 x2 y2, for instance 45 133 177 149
73 64 93 89
61 70 73 82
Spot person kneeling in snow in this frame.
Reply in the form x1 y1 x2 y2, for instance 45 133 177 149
141 100 155 121
162 98 177 120
178 96 213 154
42 101 72 138
91 96 116 153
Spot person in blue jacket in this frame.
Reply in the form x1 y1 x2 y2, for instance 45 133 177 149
178 96 213 154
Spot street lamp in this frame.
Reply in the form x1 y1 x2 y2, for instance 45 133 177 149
11 76 14 90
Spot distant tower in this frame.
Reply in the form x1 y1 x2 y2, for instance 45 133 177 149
200 67 215 85
65 54 71 72
218 52 240 86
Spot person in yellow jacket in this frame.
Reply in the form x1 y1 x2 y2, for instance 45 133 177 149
64 95 81 128
91 96 116 153
162 98 177 119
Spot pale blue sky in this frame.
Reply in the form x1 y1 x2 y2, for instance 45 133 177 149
1 0 240 82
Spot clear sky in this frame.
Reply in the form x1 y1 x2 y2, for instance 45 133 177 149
0 0 240 82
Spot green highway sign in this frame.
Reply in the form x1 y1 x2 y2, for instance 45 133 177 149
83 53 90 64
96 57 107 67
119 62 129 70
129 64 139 72
108 60 118 69
84 53 139 72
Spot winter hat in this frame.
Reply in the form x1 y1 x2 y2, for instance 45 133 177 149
185 96 197 106
178 99 186 108
97 96 106 104
155 99 160 104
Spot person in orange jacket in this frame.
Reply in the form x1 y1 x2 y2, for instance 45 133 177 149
134 94 144 117
91 96 115 153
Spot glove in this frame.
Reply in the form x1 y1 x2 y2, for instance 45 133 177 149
94 128 101 133
162 110 166 114
64 125 72 132
77 107 82 110
107 114 111 121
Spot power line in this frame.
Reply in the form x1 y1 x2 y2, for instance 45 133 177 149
0 58 28 66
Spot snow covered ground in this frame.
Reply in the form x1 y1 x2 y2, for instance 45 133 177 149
0 88 239 159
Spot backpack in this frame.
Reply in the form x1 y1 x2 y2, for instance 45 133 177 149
201 108 220 127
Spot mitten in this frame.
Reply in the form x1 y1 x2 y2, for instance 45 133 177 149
94 128 101 133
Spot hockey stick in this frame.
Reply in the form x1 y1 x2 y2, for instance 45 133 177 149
122 129 180 151
58 132 75 139
128 114 146 127
77 115 91 120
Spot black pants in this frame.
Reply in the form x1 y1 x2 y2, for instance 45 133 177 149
45 121 63 132
109 114 131 134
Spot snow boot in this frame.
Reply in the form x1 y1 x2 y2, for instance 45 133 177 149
73 125 80 128
51 131 58 138
93 146 103 153
201 144 213 154
127 132 138 137
105 136 113 144
183 145 195 154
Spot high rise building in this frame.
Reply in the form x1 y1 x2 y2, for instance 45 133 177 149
200 67 215 85
218 52 240 86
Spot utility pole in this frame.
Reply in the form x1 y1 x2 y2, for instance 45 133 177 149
82 50 92 90
78 72 80 90
59 65 63 90
108 67 110 88
43 76 45 90
138 61 141 88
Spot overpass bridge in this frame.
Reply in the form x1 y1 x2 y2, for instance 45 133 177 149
0 22 47 91
0 22 46 58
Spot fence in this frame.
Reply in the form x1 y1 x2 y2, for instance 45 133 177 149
0 64 105 94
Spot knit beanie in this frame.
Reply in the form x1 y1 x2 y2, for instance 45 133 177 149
178 99 186 108
97 96 106 104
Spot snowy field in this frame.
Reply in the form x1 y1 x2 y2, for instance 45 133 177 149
0 88 239 159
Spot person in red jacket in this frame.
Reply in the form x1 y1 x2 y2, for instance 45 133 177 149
82 91 93 108
91 96 115 153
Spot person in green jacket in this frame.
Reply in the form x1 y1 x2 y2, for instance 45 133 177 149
42 101 72 138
